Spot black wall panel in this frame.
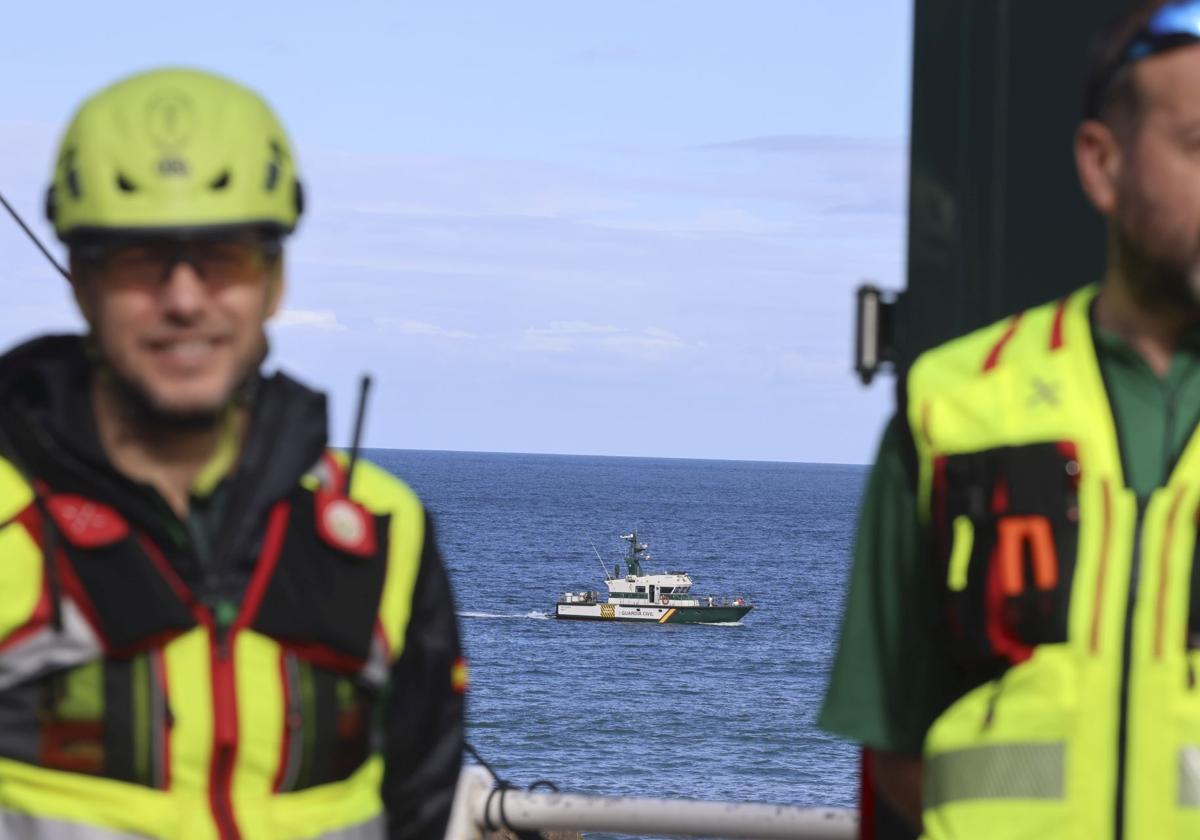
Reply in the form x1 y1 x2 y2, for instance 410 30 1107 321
897 0 1130 369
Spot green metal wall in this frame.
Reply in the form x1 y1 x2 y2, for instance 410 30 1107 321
896 0 1130 370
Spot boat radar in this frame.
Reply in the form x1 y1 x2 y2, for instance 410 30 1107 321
556 531 752 625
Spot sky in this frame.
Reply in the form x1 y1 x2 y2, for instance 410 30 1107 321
0 1 913 464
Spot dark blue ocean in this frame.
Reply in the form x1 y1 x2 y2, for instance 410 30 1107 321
368 449 865 817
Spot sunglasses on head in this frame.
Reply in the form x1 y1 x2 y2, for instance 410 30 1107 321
1090 0 1200 118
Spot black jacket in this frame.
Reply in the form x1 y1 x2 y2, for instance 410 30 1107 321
0 335 463 840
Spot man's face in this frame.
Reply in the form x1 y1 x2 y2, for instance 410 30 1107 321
71 234 283 422
1110 46 1200 309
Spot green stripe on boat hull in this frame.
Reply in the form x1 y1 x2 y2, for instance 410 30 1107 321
664 606 752 623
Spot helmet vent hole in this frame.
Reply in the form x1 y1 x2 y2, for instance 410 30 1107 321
210 171 231 191
265 140 284 191
116 173 138 193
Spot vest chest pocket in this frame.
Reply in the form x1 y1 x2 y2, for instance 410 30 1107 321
275 651 380 792
933 442 1081 668
251 489 390 670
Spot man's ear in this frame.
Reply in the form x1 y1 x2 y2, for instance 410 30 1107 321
1075 119 1123 216
265 256 286 319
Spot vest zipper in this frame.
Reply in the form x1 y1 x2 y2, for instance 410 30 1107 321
1113 498 1146 840
208 614 242 840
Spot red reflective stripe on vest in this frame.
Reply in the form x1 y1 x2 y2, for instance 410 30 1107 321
1050 297 1068 350
209 500 291 840
275 641 365 674
234 502 291 632
53 543 108 652
209 624 241 840
138 534 203 620
982 314 1024 372
272 651 293 794
1155 486 1188 659
152 646 172 790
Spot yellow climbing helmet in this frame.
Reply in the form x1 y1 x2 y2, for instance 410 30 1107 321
47 67 304 243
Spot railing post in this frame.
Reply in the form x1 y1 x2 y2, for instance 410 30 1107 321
444 766 859 840
445 765 494 840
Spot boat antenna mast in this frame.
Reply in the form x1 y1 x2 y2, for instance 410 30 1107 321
589 540 611 580
621 531 647 576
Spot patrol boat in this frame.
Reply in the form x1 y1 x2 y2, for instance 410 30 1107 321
555 532 752 624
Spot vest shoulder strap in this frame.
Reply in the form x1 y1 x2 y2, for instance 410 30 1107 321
907 287 1096 455
338 454 427 660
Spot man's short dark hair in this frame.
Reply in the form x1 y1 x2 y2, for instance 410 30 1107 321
1085 0 1176 125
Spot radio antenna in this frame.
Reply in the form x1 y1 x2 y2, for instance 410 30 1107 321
345 374 372 494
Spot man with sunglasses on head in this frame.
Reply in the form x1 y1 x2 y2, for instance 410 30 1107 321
0 68 464 839
820 2 1200 838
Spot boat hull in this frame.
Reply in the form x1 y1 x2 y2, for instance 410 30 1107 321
555 603 752 624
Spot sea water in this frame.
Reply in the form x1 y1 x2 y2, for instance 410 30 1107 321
368 449 865 821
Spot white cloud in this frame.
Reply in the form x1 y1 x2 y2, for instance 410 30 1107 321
272 309 348 332
518 321 694 356
375 318 476 340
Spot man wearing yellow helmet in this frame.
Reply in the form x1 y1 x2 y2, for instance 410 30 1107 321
0 68 464 839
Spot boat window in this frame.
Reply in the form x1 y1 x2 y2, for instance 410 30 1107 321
636 586 645 593
659 587 674 594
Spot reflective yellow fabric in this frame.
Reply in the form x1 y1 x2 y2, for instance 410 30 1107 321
0 757 193 838
908 287 1200 839
0 456 425 839
0 520 43 643
263 758 383 840
163 628 216 814
338 455 426 658
0 458 38 643
233 631 286 809
0 456 33 522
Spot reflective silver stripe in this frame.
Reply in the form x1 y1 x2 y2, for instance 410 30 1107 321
0 810 384 840
0 599 103 692
276 652 304 793
1180 747 1200 807
360 626 390 689
314 814 385 840
0 809 150 839
925 742 1065 808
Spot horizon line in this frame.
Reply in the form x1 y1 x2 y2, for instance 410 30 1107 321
356 444 869 469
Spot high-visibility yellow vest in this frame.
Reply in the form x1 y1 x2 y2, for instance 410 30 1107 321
0 452 425 840
907 285 1200 839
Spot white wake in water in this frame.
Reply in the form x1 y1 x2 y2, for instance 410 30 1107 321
458 610 551 621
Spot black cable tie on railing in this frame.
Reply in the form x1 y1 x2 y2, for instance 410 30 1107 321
464 741 549 840
464 741 501 781
482 785 503 833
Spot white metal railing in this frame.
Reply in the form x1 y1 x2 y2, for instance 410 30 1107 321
445 766 859 839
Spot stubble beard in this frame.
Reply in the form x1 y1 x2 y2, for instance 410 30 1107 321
91 335 267 433
1114 202 1200 318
